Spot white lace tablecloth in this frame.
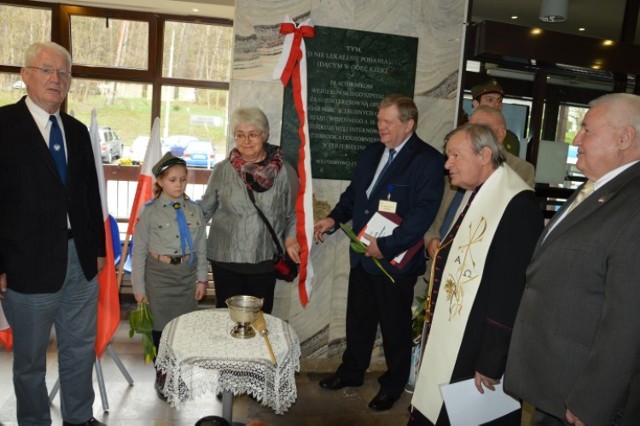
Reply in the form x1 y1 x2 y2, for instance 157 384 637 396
156 309 301 414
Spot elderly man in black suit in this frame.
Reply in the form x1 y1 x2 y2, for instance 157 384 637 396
506 93 640 425
0 42 106 426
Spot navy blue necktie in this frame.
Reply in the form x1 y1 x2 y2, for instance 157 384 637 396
49 115 67 184
173 202 194 265
439 188 465 238
371 148 396 194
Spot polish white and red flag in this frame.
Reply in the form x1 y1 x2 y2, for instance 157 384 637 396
273 15 315 307
0 303 12 351
90 108 120 357
127 117 163 237
115 117 163 288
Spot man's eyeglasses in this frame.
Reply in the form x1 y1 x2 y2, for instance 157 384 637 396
27 66 71 80
234 132 262 142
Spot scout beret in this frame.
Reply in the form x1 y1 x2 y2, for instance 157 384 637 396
152 152 187 178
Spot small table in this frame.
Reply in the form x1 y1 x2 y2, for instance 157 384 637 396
155 309 301 423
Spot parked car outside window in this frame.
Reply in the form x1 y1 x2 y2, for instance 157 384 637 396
126 135 170 165
12 80 26 90
164 135 199 157
94 126 123 163
128 136 149 165
183 140 216 169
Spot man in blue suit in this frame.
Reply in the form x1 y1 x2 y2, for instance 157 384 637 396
314 94 444 411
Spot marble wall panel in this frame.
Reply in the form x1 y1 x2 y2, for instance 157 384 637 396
232 0 465 364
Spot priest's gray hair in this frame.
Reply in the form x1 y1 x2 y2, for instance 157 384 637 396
444 123 506 167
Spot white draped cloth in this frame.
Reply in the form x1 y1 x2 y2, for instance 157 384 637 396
155 309 301 414
412 165 530 422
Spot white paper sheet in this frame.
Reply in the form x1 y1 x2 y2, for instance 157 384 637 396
440 377 520 426
358 212 407 263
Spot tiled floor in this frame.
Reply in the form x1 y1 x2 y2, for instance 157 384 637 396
0 314 413 426
0 293 533 426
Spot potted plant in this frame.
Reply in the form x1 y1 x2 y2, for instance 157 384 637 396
406 279 428 392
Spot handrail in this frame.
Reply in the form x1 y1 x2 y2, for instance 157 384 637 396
104 164 212 222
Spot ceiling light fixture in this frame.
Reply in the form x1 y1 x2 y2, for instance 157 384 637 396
539 0 568 23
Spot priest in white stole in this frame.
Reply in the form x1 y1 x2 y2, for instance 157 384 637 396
409 124 543 425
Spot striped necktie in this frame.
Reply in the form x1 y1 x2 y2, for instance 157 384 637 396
569 180 595 212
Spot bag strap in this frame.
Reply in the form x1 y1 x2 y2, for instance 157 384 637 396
247 189 284 256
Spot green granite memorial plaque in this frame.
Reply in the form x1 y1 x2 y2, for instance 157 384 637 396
281 26 418 180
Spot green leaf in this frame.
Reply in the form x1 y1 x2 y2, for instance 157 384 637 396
349 241 365 253
372 257 396 283
339 223 360 242
129 300 156 363
339 223 396 284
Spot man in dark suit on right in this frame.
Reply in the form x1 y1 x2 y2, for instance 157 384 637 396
506 93 640 425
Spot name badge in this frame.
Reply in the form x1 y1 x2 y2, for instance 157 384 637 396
378 199 397 213
378 184 397 213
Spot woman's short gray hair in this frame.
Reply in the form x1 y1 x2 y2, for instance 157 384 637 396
444 123 506 167
24 42 71 69
229 107 270 141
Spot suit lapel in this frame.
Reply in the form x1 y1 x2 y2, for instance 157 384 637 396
540 163 640 248
368 135 418 198
364 143 385 196
60 113 77 181
15 99 62 183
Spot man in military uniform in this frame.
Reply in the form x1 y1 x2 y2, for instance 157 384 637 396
471 79 521 157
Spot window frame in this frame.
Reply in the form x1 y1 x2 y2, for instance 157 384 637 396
0 0 233 128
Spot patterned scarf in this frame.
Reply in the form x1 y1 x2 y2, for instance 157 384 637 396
229 143 284 192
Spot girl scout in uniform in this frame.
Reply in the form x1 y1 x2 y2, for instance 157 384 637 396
131 152 208 398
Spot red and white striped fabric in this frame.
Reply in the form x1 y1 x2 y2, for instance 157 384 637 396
273 16 315 307
0 303 12 351
90 109 120 358
127 117 163 237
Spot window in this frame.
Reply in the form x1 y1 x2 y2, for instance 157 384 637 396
0 4 51 66
0 72 26 105
0 1 233 223
556 104 588 184
70 16 149 70
160 85 229 158
163 21 233 81
0 2 233 158
556 104 588 143
68 78 153 153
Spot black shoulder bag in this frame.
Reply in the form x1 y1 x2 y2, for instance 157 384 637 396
247 190 298 282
